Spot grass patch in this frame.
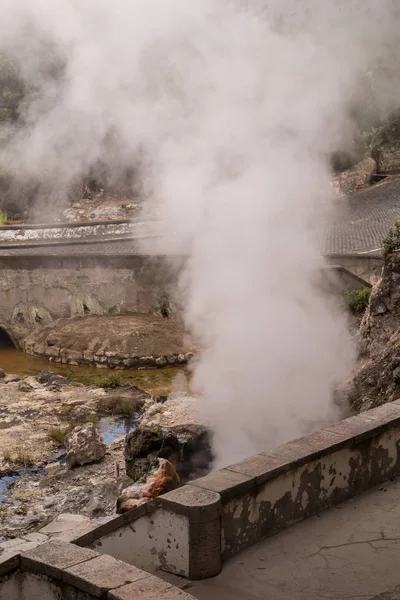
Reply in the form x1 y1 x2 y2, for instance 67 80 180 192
2 449 12 463
0 210 7 225
13 447 35 468
98 394 143 416
48 426 67 446
101 373 123 389
344 287 371 314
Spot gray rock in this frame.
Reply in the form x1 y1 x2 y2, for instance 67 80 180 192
4 374 21 384
48 375 68 386
0 369 6 379
125 423 213 483
66 423 106 469
18 380 35 392
38 370 55 383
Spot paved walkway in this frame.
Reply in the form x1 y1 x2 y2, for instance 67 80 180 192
326 176 400 254
0 177 399 257
164 478 400 600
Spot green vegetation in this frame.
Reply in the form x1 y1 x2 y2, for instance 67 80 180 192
344 288 372 314
98 393 143 416
101 372 123 389
48 426 67 446
383 222 400 255
0 210 8 225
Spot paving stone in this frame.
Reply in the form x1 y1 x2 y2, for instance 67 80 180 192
108 575 195 600
22 533 49 544
63 554 148 597
20 539 97 580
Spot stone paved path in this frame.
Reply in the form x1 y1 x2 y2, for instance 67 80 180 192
326 176 400 254
1 177 400 257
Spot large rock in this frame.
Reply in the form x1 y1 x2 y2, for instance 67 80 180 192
116 458 179 514
65 423 106 469
348 252 400 412
124 423 213 483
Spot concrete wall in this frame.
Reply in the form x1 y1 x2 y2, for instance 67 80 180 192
0 219 155 242
0 539 194 600
326 254 384 284
76 400 400 580
0 255 182 341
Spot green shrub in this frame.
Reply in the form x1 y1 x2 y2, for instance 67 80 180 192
344 288 371 314
101 373 122 389
98 393 142 416
383 222 400 255
0 210 7 225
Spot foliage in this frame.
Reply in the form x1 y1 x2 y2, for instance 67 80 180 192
0 55 24 123
98 393 142 416
383 222 400 255
48 426 67 446
344 288 371 314
101 373 123 389
0 210 7 225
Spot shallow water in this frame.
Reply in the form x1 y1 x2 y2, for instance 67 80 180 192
0 346 188 396
0 468 44 506
98 415 138 445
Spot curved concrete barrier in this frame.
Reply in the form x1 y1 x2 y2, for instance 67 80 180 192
0 539 194 599
0 219 157 244
74 400 400 580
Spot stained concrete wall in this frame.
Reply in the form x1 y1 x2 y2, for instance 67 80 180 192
0 255 183 342
326 254 384 285
0 539 195 600
76 400 400 580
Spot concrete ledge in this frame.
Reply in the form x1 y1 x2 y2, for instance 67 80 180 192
80 400 400 578
0 540 194 599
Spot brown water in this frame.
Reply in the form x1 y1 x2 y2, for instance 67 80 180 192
0 347 188 396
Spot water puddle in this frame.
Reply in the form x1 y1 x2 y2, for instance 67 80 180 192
0 468 44 506
98 416 138 445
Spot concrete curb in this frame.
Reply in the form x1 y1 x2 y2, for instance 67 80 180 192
0 540 194 599
79 401 400 579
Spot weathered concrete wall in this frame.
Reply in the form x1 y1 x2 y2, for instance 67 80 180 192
77 401 400 580
0 219 145 242
0 255 182 342
326 254 384 284
0 539 195 600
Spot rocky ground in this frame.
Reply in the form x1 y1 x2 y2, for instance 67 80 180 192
347 251 400 412
0 363 206 539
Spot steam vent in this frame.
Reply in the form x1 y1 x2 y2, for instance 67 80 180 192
3 2 400 599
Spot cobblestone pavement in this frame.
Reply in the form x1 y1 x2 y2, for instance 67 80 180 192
325 175 400 254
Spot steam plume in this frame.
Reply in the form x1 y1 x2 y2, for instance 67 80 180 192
1 1 400 466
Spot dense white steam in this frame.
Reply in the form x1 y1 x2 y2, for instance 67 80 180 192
1 1 400 466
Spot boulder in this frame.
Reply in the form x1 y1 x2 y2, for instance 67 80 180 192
65 423 106 469
116 458 179 514
48 375 69 386
124 423 213 483
0 369 6 379
38 370 55 383
4 374 21 384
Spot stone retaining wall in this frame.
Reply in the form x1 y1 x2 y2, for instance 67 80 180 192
0 255 183 339
0 539 193 599
75 401 400 580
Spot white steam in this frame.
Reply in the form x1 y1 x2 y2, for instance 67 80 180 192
1 1 399 466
